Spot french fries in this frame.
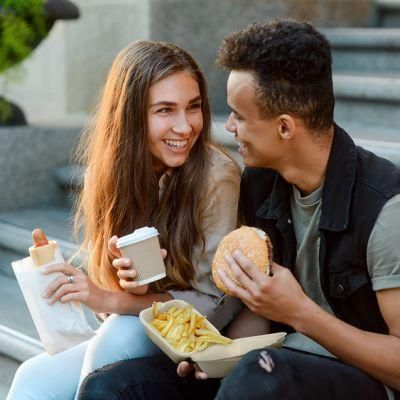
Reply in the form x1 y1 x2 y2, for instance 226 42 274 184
150 302 232 353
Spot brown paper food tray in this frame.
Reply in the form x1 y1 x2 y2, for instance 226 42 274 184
139 300 286 378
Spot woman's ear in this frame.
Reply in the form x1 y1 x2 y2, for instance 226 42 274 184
277 114 296 140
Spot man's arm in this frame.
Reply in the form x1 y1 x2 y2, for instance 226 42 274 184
218 252 400 391
295 287 400 390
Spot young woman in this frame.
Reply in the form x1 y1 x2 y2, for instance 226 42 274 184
7 40 243 400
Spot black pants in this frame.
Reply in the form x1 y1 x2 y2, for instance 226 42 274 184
78 348 388 400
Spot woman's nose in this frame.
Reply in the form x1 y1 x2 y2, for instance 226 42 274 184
172 113 191 134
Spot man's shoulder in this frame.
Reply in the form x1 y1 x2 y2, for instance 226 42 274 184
240 168 277 212
355 146 400 198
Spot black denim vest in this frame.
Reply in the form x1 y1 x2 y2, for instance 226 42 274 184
240 124 400 335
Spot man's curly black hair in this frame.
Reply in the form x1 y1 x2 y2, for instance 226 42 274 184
216 19 334 132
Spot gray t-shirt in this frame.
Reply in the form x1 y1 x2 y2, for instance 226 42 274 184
285 187 400 399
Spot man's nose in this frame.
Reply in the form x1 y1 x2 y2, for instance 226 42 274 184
225 113 236 134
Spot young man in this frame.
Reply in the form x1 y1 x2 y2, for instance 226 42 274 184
78 20 400 400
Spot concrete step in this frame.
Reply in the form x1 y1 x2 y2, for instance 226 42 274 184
377 0 400 27
0 271 99 363
0 207 99 367
0 207 79 279
323 28 400 73
0 353 20 399
333 73 400 132
53 164 85 208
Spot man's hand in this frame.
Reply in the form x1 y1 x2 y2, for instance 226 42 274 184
217 250 311 327
177 361 208 380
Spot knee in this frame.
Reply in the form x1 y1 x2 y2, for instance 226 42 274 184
78 359 145 400
94 315 149 351
7 357 46 399
217 349 289 400
12 356 42 386
78 369 115 400
84 315 159 371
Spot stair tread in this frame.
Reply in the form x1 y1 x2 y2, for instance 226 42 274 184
0 353 20 398
378 0 400 10
332 74 400 101
0 274 39 339
0 207 74 244
212 118 400 147
324 27 400 47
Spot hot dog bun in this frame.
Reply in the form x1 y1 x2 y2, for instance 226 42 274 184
212 226 273 295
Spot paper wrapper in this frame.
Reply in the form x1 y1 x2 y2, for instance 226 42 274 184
12 248 95 355
139 300 286 378
119 236 166 285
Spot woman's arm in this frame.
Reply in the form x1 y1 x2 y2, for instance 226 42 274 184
41 261 173 315
167 150 243 329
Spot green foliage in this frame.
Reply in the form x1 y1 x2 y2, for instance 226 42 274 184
0 0 47 74
0 96 12 122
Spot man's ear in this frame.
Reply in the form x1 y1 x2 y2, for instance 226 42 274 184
277 114 296 140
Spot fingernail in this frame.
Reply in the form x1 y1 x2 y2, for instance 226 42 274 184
42 291 48 298
47 299 52 305
41 266 48 273
124 259 130 266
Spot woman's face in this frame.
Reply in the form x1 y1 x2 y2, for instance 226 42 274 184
147 71 203 175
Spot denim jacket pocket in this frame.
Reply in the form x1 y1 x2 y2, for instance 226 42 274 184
328 268 369 299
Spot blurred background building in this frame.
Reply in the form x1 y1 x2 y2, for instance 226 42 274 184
1 0 400 395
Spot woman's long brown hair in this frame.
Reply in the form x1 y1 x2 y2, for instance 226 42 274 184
73 40 212 292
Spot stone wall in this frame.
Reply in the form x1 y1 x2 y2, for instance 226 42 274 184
0 0 376 123
0 127 81 211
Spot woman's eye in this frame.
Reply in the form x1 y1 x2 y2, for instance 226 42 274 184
188 103 201 111
157 108 172 114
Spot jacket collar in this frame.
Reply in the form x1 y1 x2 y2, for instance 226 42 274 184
319 124 357 231
256 124 357 232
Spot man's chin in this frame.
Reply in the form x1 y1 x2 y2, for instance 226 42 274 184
239 154 254 167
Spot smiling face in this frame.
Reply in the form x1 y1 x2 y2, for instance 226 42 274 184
147 71 203 175
225 70 283 169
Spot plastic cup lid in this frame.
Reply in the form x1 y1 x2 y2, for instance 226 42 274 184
116 226 159 248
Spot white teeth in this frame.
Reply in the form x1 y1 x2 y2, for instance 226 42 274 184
164 139 188 148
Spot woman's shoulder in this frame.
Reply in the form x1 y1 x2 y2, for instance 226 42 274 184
208 144 241 176
204 145 242 191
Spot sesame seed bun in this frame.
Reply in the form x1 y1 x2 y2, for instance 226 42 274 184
212 226 273 295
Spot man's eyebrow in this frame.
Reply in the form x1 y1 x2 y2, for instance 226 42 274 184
229 106 243 118
150 95 202 108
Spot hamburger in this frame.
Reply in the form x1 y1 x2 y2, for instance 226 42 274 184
212 226 273 295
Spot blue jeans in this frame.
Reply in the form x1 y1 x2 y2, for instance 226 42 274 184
78 348 389 400
6 315 161 400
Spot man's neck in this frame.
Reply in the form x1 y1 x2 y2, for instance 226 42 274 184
278 126 334 195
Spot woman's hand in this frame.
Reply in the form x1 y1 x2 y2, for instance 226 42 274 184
41 262 109 314
108 235 168 296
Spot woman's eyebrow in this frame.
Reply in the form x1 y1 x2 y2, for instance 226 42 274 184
150 95 202 108
188 95 202 104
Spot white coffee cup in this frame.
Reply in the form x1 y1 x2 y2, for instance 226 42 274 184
116 227 166 286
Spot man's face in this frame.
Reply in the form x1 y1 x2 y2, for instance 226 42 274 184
225 70 282 168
